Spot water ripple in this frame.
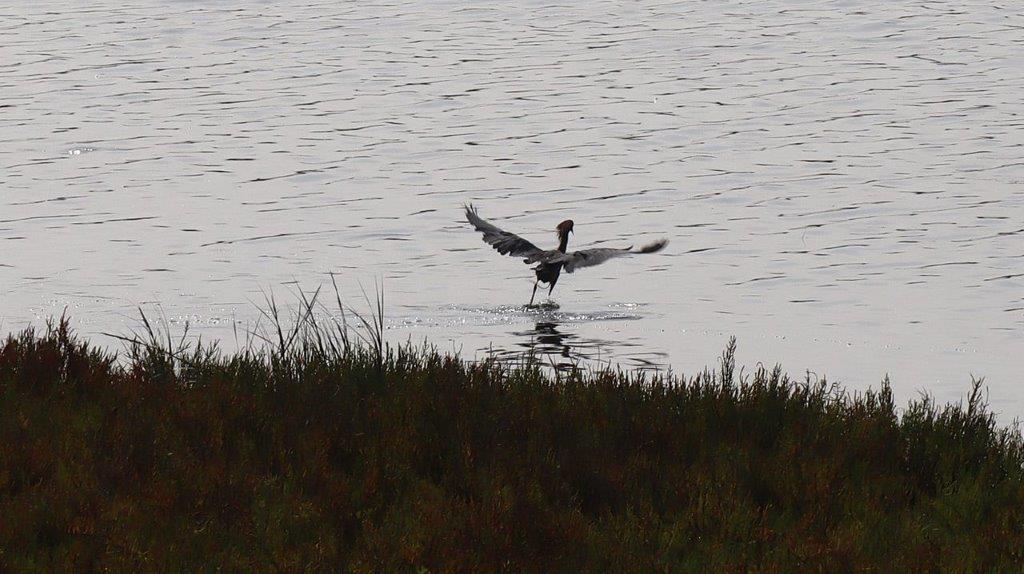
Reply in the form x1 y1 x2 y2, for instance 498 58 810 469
1 0 1022 416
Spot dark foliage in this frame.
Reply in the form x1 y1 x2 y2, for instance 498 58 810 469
1 317 1022 571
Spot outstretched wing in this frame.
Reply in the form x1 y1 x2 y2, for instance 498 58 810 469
465 204 544 260
557 239 668 273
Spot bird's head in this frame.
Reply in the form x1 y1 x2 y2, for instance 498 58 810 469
556 219 574 240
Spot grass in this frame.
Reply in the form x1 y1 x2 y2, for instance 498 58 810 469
1 292 1022 571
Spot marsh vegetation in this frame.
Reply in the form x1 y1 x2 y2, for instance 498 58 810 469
1 294 1022 570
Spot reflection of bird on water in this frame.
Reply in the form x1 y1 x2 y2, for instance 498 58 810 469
465 204 669 306
517 320 582 371
531 321 571 358
490 318 657 373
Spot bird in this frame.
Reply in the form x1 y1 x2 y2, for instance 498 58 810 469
464 204 668 306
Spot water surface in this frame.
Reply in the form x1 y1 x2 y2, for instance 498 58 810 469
2 1 1022 415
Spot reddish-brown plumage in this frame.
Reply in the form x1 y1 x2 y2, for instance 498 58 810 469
555 220 573 253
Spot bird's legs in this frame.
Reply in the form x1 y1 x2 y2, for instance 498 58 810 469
529 279 539 307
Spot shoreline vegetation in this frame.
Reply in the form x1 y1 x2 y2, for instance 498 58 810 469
1 291 1022 570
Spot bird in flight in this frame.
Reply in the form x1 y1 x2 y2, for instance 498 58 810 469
464 204 668 306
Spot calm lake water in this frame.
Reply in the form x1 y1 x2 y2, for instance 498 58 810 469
2 1 1022 416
